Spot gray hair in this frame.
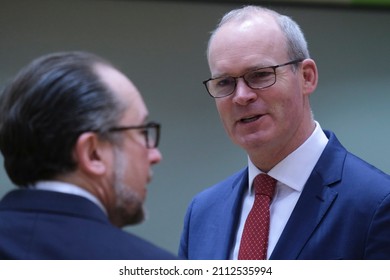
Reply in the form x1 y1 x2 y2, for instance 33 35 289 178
208 5 310 65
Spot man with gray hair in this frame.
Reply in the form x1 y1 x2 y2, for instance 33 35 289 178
0 51 176 259
179 5 390 260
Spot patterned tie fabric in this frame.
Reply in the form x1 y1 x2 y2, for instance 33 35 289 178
238 173 276 260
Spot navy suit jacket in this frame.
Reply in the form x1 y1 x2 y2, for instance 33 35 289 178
0 189 176 259
179 131 390 259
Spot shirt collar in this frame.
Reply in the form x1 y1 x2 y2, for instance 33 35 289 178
248 121 329 192
29 180 107 215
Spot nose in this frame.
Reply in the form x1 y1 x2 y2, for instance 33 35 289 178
149 148 162 165
232 78 257 105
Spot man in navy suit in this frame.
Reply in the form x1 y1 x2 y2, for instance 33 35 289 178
0 51 176 259
179 6 390 259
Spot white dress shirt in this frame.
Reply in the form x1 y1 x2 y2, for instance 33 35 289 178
230 122 329 259
29 180 107 214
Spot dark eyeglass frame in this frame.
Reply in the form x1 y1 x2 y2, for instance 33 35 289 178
202 59 304 98
107 121 160 149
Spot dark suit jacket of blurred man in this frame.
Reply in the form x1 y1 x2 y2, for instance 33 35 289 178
0 188 175 260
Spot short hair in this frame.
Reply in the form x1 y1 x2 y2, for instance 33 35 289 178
0 51 125 187
207 6 310 65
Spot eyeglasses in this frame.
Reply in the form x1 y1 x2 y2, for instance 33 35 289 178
107 121 160 149
202 59 303 98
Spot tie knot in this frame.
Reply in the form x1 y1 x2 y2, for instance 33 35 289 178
253 173 276 198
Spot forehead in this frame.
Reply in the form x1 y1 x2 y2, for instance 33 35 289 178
95 64 148 122
208 15 287 75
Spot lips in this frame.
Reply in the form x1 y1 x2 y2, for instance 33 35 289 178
240 115 262 123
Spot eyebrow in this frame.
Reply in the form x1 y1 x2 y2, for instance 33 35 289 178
211 64 274 79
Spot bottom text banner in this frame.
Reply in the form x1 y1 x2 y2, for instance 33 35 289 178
0 260 388 279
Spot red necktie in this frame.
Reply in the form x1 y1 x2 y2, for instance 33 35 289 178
238 173 276 260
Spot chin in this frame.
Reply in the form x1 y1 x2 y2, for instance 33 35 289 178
113 183 146 227
115 202 145 227
244 128 276 143
126 206 145 225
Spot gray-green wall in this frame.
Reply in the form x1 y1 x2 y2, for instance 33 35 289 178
1 0 389 254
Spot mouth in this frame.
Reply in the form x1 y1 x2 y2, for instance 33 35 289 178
239 115 262 124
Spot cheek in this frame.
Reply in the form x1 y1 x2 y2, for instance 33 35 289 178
130 147 149 177
120 144 143 173
122 159 145 197
273 90 305 127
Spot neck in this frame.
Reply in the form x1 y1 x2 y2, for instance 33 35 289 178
248 119 316 172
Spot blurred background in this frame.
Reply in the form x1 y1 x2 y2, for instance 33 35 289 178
1 0 390 254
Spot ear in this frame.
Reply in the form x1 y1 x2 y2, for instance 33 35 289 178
73 132 110 176
301 59 318 96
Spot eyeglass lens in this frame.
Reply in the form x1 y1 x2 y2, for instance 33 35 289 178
204 59 303 98
206 67 276 98
145 125 159 148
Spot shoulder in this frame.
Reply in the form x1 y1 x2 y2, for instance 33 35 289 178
323 130 390 198
51 216 177 259
0 190 177 260
343 152 390 197
103 228 177 259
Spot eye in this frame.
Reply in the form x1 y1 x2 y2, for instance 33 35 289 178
246 69 274 82
140 128 148 136
214 77 235 88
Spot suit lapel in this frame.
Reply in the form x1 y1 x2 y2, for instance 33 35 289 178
211 169 248 259
270 131 346 259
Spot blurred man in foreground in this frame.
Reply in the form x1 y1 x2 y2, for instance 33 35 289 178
0 51 176 259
